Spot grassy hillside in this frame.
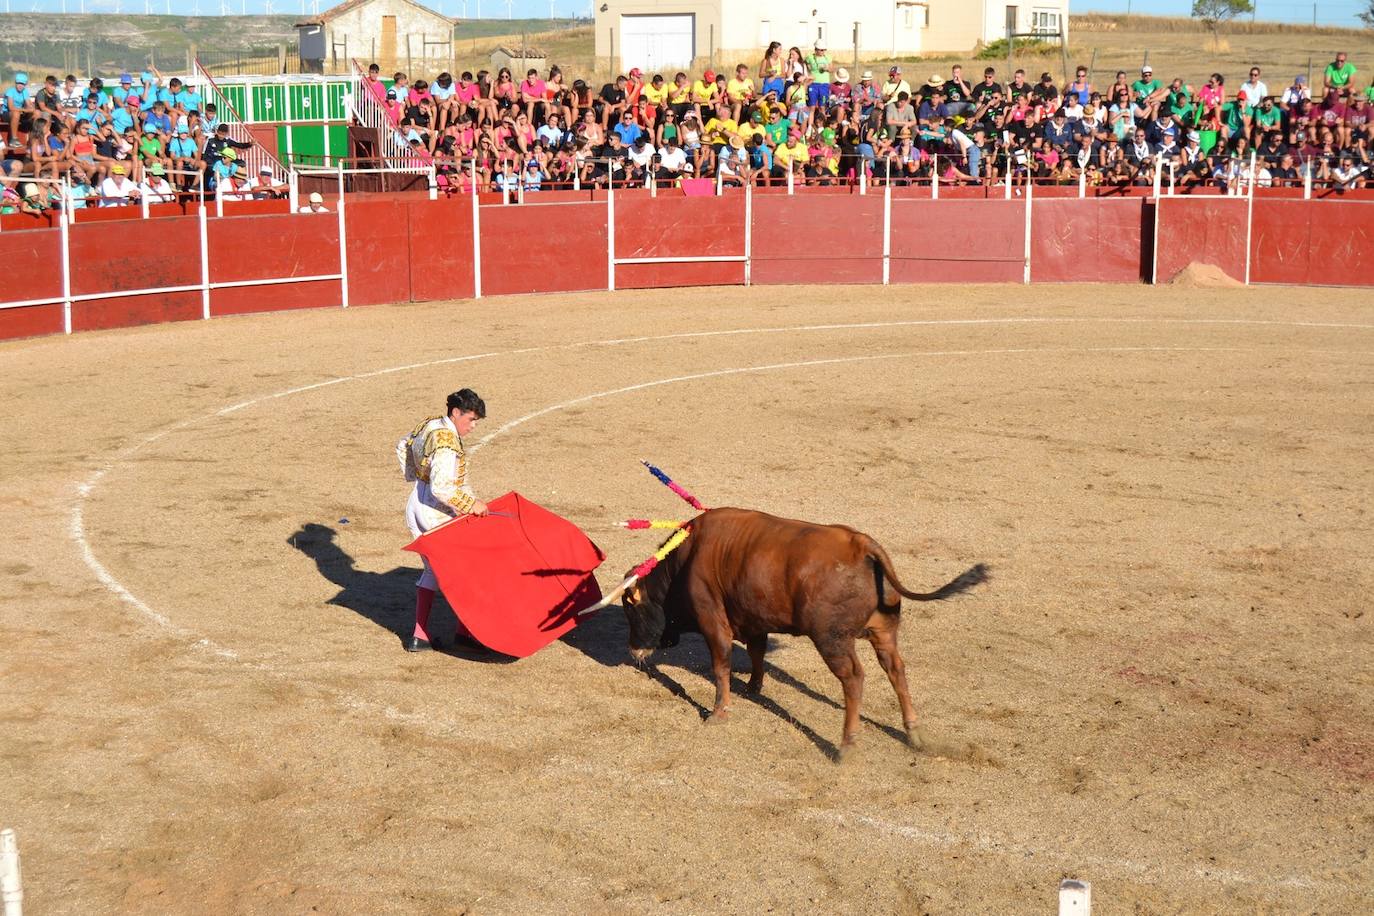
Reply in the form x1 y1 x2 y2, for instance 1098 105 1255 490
0 13 575 80
0 13 299 78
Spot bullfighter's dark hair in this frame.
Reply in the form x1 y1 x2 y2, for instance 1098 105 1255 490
446 388 486 419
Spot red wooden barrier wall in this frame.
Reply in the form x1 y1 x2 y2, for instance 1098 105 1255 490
615 194 745 289
69 216 203 330
207 211 341 315
345 198 413 307
7 194 1374 343
750 194 884 285
478 201 608 297
1031 197 1147 283
1152 197 1248 285
407 197 477 303
1250 199 1374 287
889 198 1026 283
0 227 64 338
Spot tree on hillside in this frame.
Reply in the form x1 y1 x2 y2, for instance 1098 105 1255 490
1360 1 1374 28
1192 0 1255 41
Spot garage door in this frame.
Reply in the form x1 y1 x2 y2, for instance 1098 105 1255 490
619 14 695 73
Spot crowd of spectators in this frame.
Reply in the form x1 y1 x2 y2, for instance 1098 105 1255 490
362 44 1374 192
0 67 287 213
4 45 1373 212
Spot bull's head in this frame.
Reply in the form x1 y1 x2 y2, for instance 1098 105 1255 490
620 567 670 663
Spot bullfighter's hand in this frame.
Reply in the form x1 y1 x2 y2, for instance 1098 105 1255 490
470 499 489 517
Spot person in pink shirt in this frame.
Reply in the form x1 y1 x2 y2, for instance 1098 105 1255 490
1198 72 1225 109
520 67 547 124
493 67 518 117
364 62 387 101
408 78 434 108
381 87 405 125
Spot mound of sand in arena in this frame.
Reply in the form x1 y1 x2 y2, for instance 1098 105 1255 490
1169 261 1244 288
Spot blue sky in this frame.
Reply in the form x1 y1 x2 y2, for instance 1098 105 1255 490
0 0 1367 27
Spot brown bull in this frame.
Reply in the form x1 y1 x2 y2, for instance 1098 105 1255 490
616 507 988 756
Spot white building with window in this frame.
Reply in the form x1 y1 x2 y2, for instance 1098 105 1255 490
593 1 1069 75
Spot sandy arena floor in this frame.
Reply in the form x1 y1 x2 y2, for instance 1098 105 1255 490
1 285 1372 914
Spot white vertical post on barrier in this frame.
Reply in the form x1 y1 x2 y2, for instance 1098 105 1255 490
859 161 867 196
471 159 483 299
336 165 349 309
743 180 752 286
716 165 723 196
517 169 525 205
573 162 581 191
1079 163 1086 198
931 154 939 199
59 179 73 335
606 180 616 292
1152 156 1163 199
1023 171 1033 285
288 169 299 213
1 828 21 916
502 172 510 205
1005 149 1013 199
882 160 892 286
1058 879 1090 916
198 195 211 320
1245 150 1256 286
1168 162 1176 196
787 164 793 195
141 185 151 219
429 165 438 201
215 181 224 217
1303 161 1313 199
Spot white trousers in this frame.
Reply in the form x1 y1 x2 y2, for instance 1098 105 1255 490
405 482 468 590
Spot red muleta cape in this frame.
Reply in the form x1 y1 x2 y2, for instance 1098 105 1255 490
403 492 605 657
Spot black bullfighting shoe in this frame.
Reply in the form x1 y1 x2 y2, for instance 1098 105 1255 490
405 636 433 653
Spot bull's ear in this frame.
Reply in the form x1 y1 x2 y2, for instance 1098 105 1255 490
625 584 642 606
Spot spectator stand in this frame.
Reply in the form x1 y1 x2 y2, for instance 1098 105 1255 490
0 168 347 336
193 58 292 188
348 58 429 172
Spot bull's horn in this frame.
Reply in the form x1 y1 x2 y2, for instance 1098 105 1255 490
578 575 638 615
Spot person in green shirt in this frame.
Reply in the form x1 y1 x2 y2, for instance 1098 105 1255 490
1131 65 1167 119
763 107 789 147
804 41 832 110
1221 92 1252 141
1253 96 1282 139
1324 52 1356 93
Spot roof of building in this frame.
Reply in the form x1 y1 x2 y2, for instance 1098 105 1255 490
295 0 456 28
492 46 549 58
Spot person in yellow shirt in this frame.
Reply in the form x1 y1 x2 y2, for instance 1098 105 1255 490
737 109 767 144
643 73 669 109
726 63 755 120
703 103 739 151
691 70 717 119
771 130 810 183
668 71 691 118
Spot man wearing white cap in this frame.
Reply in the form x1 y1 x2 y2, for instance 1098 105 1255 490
297 191 329 213
804 41 832 112
247 164 285 199
1132 65 1167 120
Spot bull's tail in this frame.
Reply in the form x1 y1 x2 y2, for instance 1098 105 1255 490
869 539 989 610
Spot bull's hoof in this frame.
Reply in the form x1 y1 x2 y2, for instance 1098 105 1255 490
745 680 764 695
835 741 857 763
705 708 731 724
905 726 927 752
